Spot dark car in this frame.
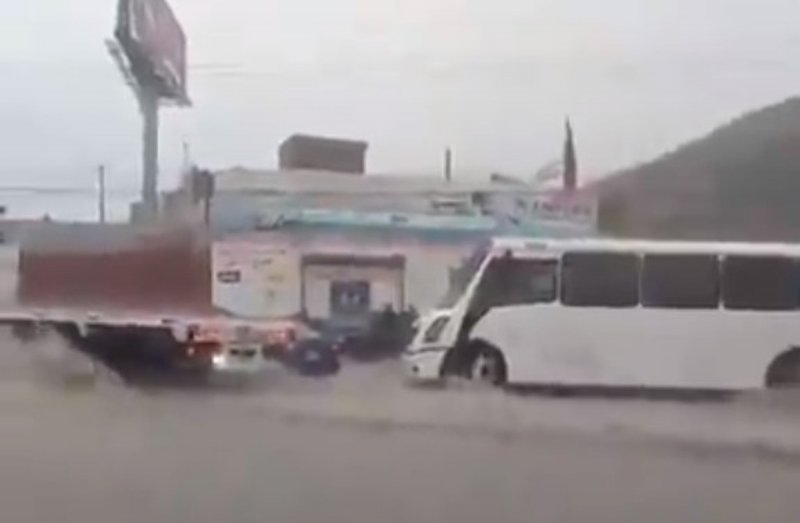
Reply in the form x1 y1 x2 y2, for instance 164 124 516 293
285 338 341 376
320 325 367 355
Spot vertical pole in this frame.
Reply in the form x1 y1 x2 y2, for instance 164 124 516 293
181 141 192 185
139 84 159 218
203 193 211 228
444 147 452 183
182 141 191 174
98 165 107 224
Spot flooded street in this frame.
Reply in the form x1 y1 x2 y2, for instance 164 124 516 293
0 336 798 522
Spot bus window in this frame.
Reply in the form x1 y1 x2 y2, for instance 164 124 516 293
561 252 639 307
722 256 799 311
473 257 557 310
641 254 719 309
514 259 558 305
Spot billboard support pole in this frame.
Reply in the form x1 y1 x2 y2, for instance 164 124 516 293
111 0 189 221
138 83 160 217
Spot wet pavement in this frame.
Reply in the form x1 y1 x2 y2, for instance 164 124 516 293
0 335 799 522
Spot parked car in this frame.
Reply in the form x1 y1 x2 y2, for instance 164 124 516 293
285 337 341 376
318 324 366 354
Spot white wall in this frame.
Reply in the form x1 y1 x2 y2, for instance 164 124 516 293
213 233 476 319
212 242 301 319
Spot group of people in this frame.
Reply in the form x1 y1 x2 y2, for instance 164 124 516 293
342 305 419 360
371 304 418 344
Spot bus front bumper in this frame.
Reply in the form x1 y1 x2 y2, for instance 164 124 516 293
403 347 449 383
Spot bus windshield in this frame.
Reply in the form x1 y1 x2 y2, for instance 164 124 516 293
438 242 492 308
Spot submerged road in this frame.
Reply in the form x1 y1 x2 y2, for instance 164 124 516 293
0 338 799 523
0 386 797 523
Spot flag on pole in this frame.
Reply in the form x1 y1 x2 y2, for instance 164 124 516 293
532 159 563 186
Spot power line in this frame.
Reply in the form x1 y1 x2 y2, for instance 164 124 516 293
0 186 138 196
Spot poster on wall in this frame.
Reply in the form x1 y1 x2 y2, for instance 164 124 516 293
485 191 598 234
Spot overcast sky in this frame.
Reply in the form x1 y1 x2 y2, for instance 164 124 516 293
3 0 800 199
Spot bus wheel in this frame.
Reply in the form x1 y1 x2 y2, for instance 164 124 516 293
469 342 507 386
766 348 800 388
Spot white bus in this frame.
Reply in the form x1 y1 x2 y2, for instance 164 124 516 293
405 237 800 391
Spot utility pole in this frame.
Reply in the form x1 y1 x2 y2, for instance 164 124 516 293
191 168 215 229
182 141 190 170
98 165 107 224
203 185 211 228
444 147 453 182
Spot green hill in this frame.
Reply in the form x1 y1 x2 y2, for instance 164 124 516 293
597 97 800 240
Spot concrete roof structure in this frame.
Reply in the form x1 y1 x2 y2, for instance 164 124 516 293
212 167 532 196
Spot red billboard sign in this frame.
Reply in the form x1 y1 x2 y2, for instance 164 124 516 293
115 0 187 101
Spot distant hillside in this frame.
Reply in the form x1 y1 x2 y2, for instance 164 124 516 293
596 97 800 240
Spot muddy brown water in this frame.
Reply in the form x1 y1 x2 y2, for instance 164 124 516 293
0 333 799 523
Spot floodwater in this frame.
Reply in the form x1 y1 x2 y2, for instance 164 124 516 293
1 331 800 523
